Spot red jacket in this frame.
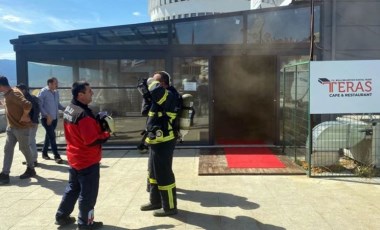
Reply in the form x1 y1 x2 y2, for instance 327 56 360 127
63 99 110 170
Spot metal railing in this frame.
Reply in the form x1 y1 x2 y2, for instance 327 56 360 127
281 62 379 177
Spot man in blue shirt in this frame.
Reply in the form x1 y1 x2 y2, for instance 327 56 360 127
38 77 66 164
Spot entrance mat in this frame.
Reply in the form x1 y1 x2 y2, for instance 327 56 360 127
225 147 285 168
217 139 285 168
198 148 306 175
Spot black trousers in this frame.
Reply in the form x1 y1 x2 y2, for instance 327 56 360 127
148 139 177 210
56 163 100 225
41 118 60 158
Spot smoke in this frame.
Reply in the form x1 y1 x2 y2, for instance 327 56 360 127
214 56 276 140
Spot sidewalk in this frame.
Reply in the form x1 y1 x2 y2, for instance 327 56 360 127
0 131 380 229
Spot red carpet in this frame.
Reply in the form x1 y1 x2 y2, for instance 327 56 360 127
219 140 286 168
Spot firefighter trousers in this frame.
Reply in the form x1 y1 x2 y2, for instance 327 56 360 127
148 139 177 210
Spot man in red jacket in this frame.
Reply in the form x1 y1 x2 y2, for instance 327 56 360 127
55 81 110 230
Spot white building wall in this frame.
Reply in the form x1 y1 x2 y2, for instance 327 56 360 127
251 0 289 9
149 0 251 21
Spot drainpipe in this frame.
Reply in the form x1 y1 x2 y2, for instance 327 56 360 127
309 0 315 61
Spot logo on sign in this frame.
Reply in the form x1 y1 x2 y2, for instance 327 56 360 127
318 78 372 98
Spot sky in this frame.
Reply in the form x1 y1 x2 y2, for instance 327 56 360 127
0 0 150 60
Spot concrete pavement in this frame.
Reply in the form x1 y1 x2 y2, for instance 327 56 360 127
0 131 380 229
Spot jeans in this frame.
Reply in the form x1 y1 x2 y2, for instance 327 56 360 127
56 163 100 225
29 124 38 162
2 126 34 174
41 118 60 158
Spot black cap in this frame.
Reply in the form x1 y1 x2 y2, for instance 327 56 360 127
16 83 29 91
0 76 10 87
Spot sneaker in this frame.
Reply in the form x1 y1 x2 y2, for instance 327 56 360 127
77 221 103 230
42 155 51 160
140 202 162 211
55 216 76 226
0 173 10 185
55 157 63 164
19 167 36 179
153 208 178 217
22 161 38 167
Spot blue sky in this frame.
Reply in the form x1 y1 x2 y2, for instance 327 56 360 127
0 0 150 60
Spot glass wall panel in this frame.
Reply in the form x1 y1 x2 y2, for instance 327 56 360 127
173 16 244 44
97 24 169 45
173 57 209 143
28 59 165 145
247 6 320 44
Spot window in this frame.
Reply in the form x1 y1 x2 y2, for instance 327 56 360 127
174 16 244 44
173 57 209 143
247 6 320 44
28 59 165 144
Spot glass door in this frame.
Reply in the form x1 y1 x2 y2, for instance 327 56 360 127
173 57 210 144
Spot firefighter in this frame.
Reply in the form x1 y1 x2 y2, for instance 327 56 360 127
140 79 178 217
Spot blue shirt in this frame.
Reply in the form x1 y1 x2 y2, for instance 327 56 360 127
38 86 65 120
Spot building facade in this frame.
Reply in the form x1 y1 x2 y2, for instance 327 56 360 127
251 0 289 9
149 0 289 21
149 0 250 21
10 0 380 148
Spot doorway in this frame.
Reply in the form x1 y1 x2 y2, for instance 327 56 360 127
212 56 277 144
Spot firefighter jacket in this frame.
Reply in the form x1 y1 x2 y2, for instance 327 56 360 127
63 99 110 170
145 84 179 145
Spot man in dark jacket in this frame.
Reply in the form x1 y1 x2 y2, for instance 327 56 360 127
16 83 40 167
55 81 110 229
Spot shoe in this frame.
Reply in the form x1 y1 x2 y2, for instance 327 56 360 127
22 161 38 167
153 208 178 217
55 157 63 164
77 221 103 229
42 155 51 160
0 173 10 185
19 167 36 179
55 216 76 226
140 203 162 211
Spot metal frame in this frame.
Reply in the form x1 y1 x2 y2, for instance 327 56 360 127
11 3 318 147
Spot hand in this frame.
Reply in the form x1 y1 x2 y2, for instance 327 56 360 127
20 114 31 123
46 115 53 126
